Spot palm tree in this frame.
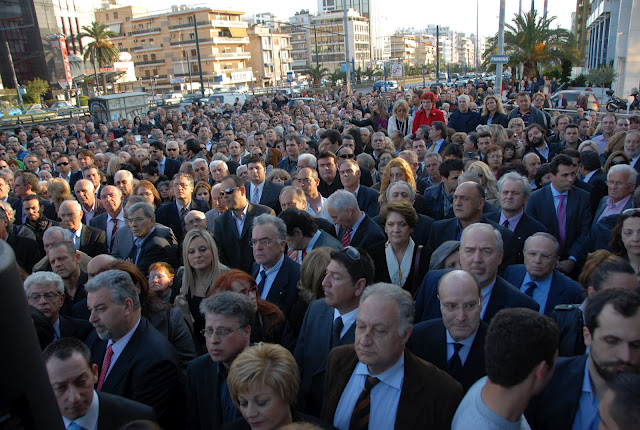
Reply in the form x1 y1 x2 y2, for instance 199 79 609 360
79 22 120 95
301 65 329 86
483 10 578 78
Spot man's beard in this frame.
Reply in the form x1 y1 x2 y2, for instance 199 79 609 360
592 354 640 382
532 136 545 148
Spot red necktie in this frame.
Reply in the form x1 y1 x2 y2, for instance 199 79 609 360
110 219 118 251
97 344 113 391
341 228 352 247
502 219 509 229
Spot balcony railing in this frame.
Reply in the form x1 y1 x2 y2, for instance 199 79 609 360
135 59 166 66
131 45 163 52
168 21 209 30
129 28 162 36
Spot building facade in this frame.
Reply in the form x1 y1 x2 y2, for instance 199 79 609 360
247 25 292 87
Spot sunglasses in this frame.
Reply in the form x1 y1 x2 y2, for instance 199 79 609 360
339 153 355 159
56 162 69 166
222 187 238 195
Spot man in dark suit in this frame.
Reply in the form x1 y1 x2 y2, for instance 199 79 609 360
278 186 337 238
504 233 584 316
150 140 181 180
17 194 57 257
523 124 563 164
485 172 548 265
25 271 92 341
338 158 380 218
580 150 608 201
90 185 126 254
245 155 283 213
423 159 464 221
214 174 275 273
279 208 343 259
44 338 156 430
295 247 375 417
156 173 209 244
127 202 178 276
58 200 107 258
593 164 636 224
327 189 386 250
85 269 183 429
322 283 463 430
186 291 253 430
415 223 539 324
249 214 301 319
526 289 640 430
409 270 488 392
526 154 592 275
11 170 57 221
74 179 106 226
427 120 452 154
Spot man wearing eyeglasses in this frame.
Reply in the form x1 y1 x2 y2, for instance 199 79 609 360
409 270 488 392
186 292 253 430
127 202 177 276
504 233 583 316
594 164 636 223
24 271 92 341
55 154 73 182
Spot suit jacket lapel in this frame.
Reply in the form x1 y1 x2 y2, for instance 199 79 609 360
101 318 146 392
239 204 253 240
483 277 506 321
433 322 448 369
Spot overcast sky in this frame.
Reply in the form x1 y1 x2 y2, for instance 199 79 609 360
114 0 576 38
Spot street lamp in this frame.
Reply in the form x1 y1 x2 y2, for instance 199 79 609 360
151 75 157 99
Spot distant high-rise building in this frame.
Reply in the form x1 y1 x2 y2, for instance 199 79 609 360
573 0 591 66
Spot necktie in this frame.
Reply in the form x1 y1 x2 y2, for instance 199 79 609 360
97 344 113 391
110 218 118 252
349 376 381 430
180 206 188 234
287 248 300 264
556 194 567 248
257 270 267 295
447 343 463 375
428 142 436 153
331 316 343 347
416 163 423 177
73 234 80 250
252 186 260 205
502 219 509 229
341 228 352 247
67 422 87 430
524 281 537 298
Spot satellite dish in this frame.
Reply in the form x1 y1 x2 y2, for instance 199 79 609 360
119 52 132 62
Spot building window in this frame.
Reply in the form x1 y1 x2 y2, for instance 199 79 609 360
113 12 118 19
189 33 195 40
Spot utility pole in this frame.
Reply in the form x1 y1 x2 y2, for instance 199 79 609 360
475 0 479 78
496 0 506 98
436 26 440 84
5 41 24 111
343 6 351 93
185 50 193 92
313 25 319 68
193 14 205 98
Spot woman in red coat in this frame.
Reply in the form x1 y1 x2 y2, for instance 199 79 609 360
412 91 446 135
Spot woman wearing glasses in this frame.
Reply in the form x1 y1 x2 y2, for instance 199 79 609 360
209 269 295 351
387 99 414 138
485 145 504 180
174 228 229 350
370 201 430 297
467 161 499 201
611 209 640 276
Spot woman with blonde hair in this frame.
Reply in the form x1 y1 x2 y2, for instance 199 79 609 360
134 180 162 208
467 160 499 200
48 177 72 214
387 99 414 138
106 156 122 183
600 131 628 166
480 95 509 128
488 124 509 147
378 157 417 206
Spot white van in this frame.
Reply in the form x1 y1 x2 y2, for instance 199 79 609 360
207 92 247 106
163 93 183 105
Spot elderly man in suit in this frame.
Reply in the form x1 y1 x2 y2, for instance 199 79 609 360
327 190 385 250
415 223 539 324
44 338 156 429
409 270 488 392
504 232 584 316
322 283 463 430
186 292 253 430
594 164 636 224
245 155 283 213
48 241 88 317
24 271 92 341
279 207 343 261
338 158 380 218
485 172 548 265
526 154 592 276
58 200 107 257
214 174 275 273
74 179 105 226
249 214 301 320
526 289 640 430
90 186 126 254
295 247 375 417
85 269 183 429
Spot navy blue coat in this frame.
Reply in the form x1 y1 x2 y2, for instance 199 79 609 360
186 354 224 430
484 211 548 265
162 157 181 181
251 256 301 319
245 180 283 214
448 109 481 133
156 198 210 244
355 185 380 217
337 214 386 250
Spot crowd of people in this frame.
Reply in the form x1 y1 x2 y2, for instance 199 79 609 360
3 80 640 430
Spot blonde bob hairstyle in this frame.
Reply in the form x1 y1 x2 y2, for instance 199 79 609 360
481 95 506 116
181 228 227 296
227 342 300 408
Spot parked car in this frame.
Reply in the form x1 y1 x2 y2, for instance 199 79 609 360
48 101 77 111
373 80 398 91
163 93 184 105
549 90 599 111
1 105 57 125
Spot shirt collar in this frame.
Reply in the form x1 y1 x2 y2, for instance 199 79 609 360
522 271 554 295
582 355 594 394
499 210 524 227
108 317 141 356
550 184 568 197
333 306 359 329
446 325 479 348
259 253 285 274
351 211 366 232
306 229 323 253
62 390 99 430
355 351 405 389
232 204 249 222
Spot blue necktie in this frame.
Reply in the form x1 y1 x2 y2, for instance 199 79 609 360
68 422 87 430
73 234 80 250
257 270 267 295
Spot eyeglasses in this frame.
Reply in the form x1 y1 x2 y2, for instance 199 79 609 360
440 301 481 313
607 180 633 187
339 153 355 159
56 162 69 166
610 160 628 166
200 326 246 339
222 187 238 195
250 237 274 247
28 291 61 302
167 148 178 151
524 251 555 261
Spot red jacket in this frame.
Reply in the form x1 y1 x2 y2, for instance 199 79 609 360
412 108 446 134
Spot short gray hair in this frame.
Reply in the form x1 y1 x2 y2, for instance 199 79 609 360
199 291 255 328
498 171 532 198
253 214 287 242
43 226 72 242
59 199 82 214
360 283 414 335
85 269 141 309
114 169 134 181
326 189 359 212
429 240 460 270
608 164 638 184
24 271 64 295
386 180 415 202
192 157 208 169
458 171 482 185
209 159 229 171
524 232 560 256
127 202 155 219
298 153 317 169
460 223 503 253
458 94 470 103
356 153 375 170
0 200 15 223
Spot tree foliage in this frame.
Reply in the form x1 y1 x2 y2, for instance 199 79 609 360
24 78 50 104
301 66 329 86
79 21 120 94
586 65 619 102
483 10 579 78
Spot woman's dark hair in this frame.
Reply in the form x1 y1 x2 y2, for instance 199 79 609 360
502 140 516 161
579 250 635 291
498 161 528 178
346 127 364 154
534 163 551 188
441 143 463 160
610 210 640 256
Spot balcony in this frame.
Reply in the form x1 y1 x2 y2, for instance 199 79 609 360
129 28 162 36
170 37 213 46
168 20 210 30
210 20 247 28
131 44 163 52
135 59 166 66
169 37 249 46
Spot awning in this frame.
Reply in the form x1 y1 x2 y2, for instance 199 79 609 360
229 27 247 38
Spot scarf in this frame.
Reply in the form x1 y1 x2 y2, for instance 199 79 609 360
385 237 415 287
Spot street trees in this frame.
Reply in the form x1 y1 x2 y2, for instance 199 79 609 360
79 22 120 95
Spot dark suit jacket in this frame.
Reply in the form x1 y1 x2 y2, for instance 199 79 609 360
525 143 564 164
81 200 107 225
6 232 39 273
97 391 156 429
12 196 57 222
245 180 283 214
69 171 84 190
79 224 107 257
422 182 452 221
186 354 224 430
337 214 386 250
355 185 380 217
479 112 510 128
525 354 587 430
503 265 585 316
251 256 301 318
414 270 540 324
86 317 183 429
525 185 592 261
132 228 179 276
484 211 548 265
294 299 356 417
408 319 488 392
156 198 209 244
89 211 110 232
321 346 463 430
372 213 435 247
162 157 181 180
58 315 93 341
111 223 178 261
314 216 338 238
586 169 608 201
370 241 430 297
573 179 601 218
311 230 343 251
213 203 275 273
